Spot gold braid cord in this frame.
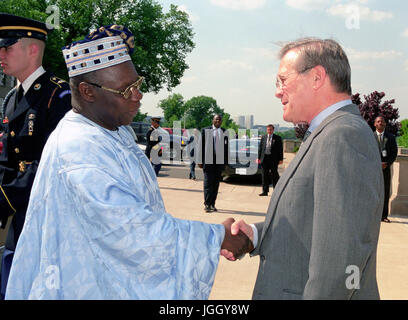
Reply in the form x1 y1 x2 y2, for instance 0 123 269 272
0 185 16 213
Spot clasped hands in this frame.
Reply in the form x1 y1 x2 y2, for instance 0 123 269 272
220 218 254 261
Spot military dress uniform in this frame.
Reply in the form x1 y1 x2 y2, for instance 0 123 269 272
0 72 72 235
145 120 163 176
0 72 71 298
0 13 72 298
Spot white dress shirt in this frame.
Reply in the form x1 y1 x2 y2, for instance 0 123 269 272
376 130 384 142
17 66 46 95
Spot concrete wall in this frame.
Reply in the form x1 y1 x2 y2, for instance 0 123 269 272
390 148 408 217
283 141 408 217
283 139 301 153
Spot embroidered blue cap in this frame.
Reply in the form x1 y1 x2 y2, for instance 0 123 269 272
62 25 135 78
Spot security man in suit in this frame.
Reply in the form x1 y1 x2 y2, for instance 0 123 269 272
145 116 163 176
0 13 72 298
373 116 398 223
257 124 283 196
198 114 229 213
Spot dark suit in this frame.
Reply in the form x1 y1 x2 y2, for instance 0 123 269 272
187 135 196 179
145 126 162 176
145 126 158 159
199 126 229 207
0 70 71 298
258 133 283 193
375 130 398 220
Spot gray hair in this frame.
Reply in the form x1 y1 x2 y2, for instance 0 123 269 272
278 37 351 95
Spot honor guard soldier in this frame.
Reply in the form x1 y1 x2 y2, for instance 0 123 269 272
0 13 72 298
145 116 164 176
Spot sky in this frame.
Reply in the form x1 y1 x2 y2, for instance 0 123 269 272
141 0 408 127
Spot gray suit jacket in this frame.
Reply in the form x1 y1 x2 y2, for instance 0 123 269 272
252 104 383 300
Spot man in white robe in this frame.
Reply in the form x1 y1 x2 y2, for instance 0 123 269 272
5 25 252 300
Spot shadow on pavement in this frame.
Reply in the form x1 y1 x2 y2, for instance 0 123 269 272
211 208 266 217
222 174 262 186
160 186 203 193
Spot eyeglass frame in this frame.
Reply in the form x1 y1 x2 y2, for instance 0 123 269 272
86 76 144 99
275 67 313 89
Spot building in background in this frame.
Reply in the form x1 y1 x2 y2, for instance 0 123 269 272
245 115 254 129
232 114 254 129
233 115 245 128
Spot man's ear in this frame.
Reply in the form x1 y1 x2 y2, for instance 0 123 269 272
28 43 38 57
78 82 96 102
27 39 45 61
311 65 327 90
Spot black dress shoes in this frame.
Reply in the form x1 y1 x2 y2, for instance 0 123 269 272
204 204 218 212
259 192 268 196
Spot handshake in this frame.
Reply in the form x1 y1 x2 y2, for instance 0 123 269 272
220 218 254 261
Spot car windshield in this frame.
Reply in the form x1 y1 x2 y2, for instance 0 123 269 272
229 139 259 153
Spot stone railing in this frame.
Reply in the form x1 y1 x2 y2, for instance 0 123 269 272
283 139 301 153
390 147 408 217
282 141 408 217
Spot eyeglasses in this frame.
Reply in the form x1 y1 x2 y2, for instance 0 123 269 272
275 67 313 89
87 76 144 99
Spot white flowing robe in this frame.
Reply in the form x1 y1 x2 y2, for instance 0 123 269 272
5 110 224 300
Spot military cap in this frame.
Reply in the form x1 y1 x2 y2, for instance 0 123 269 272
62 24 135 78
0 13 48 48
151 116 161 122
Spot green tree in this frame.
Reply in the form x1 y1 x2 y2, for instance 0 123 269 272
397 119 408 147
275 129 296 140
157 93 185 127
184 96 223 129
133 111 148 122
157 93 238 131
221 113 239 132
1 0 195 93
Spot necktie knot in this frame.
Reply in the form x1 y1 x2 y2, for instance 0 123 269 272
303 130 311 142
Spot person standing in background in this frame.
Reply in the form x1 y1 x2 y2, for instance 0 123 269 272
145 116 163 176
198 114 229 213
373 115 398 223
0 13 71 299
187 128 199 180
257 124 283 196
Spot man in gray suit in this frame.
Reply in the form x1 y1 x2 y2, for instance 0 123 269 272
222 37 383 299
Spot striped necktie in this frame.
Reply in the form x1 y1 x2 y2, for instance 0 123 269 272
303 130 311 142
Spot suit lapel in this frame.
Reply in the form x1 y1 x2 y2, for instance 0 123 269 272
259 130 314 244
258 104 360 247
9 95 30 121
5 88 18 119
261 135 267 158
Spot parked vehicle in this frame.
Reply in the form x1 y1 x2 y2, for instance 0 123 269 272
222 138 262 178
130 121 151 145
162 134 189 160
